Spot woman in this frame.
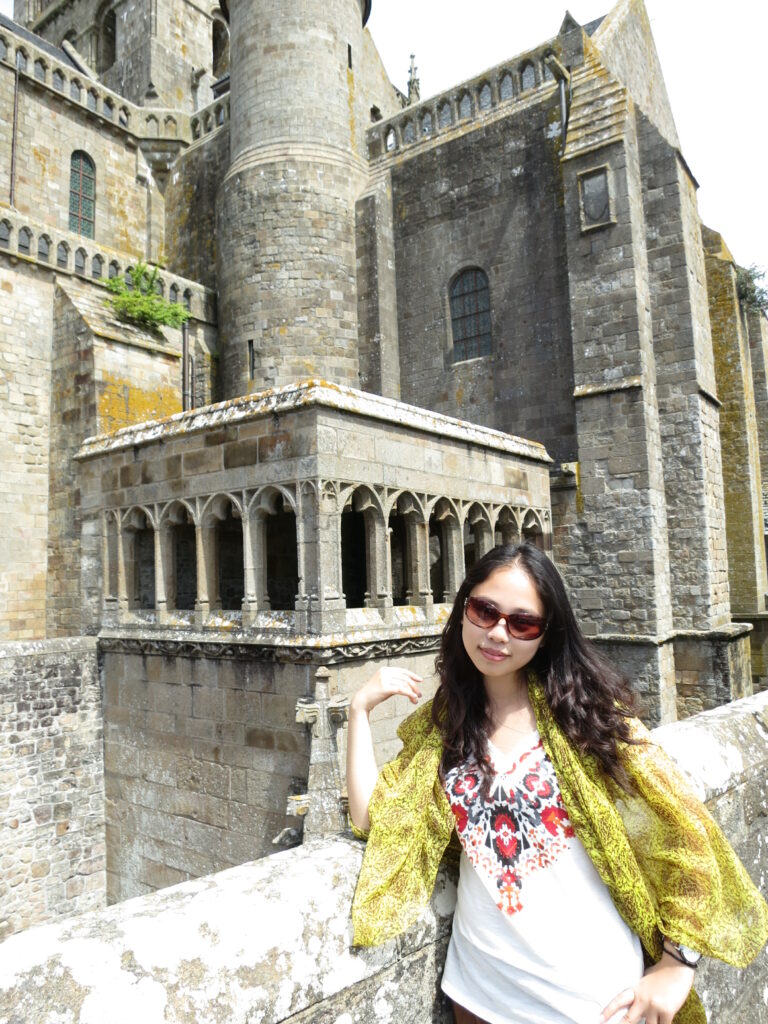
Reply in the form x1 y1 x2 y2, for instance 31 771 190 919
347 544 768 1024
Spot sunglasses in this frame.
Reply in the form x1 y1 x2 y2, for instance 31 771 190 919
464 596 547 640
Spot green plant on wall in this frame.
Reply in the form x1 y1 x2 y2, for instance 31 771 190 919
105 262 191 329
736 264 768 313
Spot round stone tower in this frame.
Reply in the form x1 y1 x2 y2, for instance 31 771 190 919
216 0 372 398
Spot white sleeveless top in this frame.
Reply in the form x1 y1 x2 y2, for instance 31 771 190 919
441 734 644 1024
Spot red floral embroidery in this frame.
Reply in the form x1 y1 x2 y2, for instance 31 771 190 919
451 802 468 833
444 741 574 917
541 804 574 837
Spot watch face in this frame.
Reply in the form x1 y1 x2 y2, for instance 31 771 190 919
678 945 701 964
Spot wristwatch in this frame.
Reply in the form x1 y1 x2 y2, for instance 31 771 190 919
663 939 702 969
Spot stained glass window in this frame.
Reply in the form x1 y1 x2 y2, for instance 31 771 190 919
69 151 95 238
450 268 492 362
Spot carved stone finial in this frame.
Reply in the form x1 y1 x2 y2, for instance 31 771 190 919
407 54 420 105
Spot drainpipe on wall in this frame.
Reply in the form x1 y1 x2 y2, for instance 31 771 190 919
545 54 572 155
182 321 190 411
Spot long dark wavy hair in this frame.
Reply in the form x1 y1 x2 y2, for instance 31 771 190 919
432 543 638 792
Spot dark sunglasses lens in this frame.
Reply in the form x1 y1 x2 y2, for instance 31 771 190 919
466 597 498 627
507 616 544 640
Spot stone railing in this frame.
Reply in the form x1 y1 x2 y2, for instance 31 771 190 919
0 27 191 143
0 207 216 324
190 93 230 141
1 691 766 1023
367 39 559 161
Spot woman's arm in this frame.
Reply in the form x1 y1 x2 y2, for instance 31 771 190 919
346 667 423 832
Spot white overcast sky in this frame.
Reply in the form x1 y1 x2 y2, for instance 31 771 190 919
2 0 766 273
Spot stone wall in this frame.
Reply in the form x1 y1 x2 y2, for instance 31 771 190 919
0 637 105 941
707 243 767 617
100 645 442 904
1 690 766 1024
0 263 53 641
101 648 313 903
165 127 229 292
389 87 577 465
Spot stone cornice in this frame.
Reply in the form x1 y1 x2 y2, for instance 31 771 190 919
97 632 442 664
75 379 553 464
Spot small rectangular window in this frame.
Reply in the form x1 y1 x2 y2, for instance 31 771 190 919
248 339 255 380
348 44 352 69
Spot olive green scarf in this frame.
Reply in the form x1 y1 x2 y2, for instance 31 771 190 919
351 681 768 1023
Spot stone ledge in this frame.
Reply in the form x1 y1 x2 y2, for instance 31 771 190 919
0 635 98 660
0 693 765 1023
75 379 553 465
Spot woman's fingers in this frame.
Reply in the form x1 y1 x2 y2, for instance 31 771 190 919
599 988 635 1023
351 667 424 713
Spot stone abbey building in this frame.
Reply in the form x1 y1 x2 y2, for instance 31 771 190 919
1 0 767 934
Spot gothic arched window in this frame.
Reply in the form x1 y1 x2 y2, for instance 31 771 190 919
450 267 492 362
69 151 96 238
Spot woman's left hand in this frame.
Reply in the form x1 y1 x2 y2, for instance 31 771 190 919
599 953 695 1024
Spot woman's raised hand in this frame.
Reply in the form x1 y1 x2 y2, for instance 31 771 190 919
350 667 424 716
346 667 424 832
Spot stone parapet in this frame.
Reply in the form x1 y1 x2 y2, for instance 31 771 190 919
366 37 561 162
0 206 215 325
1 691 766 1023
0 636 105 941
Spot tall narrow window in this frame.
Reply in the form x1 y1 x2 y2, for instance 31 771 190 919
248 339 255 379
450 267 492 361
100 9 116 72
69 151 96 238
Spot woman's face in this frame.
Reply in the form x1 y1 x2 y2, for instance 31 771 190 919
461 564 546 690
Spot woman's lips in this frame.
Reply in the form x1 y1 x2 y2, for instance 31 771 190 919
479 647 509 662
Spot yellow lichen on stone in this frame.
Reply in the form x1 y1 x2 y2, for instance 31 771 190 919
97 375 181 433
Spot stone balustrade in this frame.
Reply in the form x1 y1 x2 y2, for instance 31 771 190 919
1 690 766 1024
190 94 230 141
0 27 191 143
367 39 560 160
0 207 216 324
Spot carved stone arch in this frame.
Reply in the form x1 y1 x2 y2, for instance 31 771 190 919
118 506 156 611
428 496 463 603
521 508 545 550
121 504 156 531
244 485 298 613
387 489 426 522
195 493 244 613
211 6 230 80
388 490 430 608
249 483 296 517
157 499 197 614
159 497 197 528
201 491 243 525
96 1 118 73
494 505 521 546
463 501 493 570
341 485 389 611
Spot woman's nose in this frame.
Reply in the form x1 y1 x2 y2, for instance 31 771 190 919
487 618 510 640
